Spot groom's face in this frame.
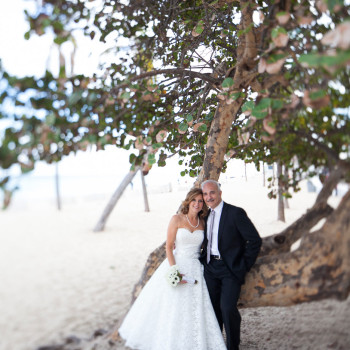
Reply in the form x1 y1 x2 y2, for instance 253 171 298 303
202 183 222 209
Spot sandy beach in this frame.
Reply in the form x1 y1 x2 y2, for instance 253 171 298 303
0 170 349 350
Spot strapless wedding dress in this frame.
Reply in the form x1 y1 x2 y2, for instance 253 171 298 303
119 228 227 350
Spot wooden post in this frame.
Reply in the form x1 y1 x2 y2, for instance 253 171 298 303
141 171 150 212
55 162 62 211
262 161 265 187
277 162 285 222
283 165 290 209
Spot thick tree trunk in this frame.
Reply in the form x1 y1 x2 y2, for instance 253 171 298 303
239 189 350 307
93 167 140 232
195 99 243 185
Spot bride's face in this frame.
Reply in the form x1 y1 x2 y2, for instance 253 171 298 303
188 194 204 214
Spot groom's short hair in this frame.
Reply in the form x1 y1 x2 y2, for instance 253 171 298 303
201 180 221 192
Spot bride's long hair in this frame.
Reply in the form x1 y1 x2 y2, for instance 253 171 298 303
180 188 208 218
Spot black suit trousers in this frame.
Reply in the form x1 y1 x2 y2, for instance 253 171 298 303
204 259 242 350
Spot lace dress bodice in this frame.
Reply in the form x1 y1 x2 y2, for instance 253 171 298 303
173 228 203 260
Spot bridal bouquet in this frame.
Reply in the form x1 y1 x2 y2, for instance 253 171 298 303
166 265 198 287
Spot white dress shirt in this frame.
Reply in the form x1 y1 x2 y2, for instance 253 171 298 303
208 200 224 256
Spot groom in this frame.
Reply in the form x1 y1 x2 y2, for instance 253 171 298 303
200 180 262 350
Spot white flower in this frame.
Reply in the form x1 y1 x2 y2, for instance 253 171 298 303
165 265 182 287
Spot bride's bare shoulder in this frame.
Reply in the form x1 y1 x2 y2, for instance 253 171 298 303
171 213 185 223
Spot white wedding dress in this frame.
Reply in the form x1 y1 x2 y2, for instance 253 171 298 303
119 228 227 350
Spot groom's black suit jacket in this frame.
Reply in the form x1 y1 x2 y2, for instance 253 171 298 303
200 202 262 284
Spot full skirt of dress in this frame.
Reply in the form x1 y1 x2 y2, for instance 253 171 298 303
119 229 227 350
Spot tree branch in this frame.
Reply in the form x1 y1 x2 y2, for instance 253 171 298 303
111 68 220 92
259 203 333 256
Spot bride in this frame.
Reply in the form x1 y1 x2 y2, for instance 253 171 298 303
119 188 227 350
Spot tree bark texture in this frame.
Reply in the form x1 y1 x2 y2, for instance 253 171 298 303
195 99 243 185
239 189 350 307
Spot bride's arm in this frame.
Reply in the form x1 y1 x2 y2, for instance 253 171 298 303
166 215 178 266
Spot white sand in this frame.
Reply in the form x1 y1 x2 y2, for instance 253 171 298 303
0 174 349 350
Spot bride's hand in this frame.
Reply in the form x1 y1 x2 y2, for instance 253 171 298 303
179 274 187 284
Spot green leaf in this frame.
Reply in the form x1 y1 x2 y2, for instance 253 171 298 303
186 114 193 123
148 153 156 165
198 124 207 132
299 50 350 69
256 98 272 110
54 36 69 45
52 21 64 32
158 160 166 167
267 53 287 63
120 91 131 101
129 153 136 163
68 91 83 105
193 20 205 35
309 90 326 100
45 113 56 126
179 122 188 133
152 142 163 149
271 27 287 39
251 109 268 119
325 0 344 11
229 92 241 101
271 99 284 110
242 101 255 112
222 78 234 89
